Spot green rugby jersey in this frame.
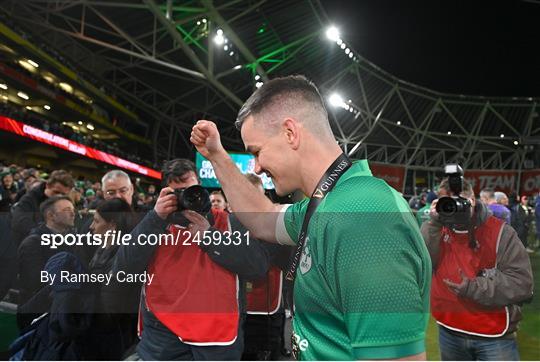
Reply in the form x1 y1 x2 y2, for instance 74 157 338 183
276 160 431 360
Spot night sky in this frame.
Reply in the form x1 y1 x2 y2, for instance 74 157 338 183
321 0 540 97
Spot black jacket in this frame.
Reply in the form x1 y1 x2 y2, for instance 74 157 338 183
511 204 533 241
17 224 68 306
16 252 96 361
11 182 47 246
0 184 16 212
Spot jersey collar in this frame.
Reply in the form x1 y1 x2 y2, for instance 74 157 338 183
334 159 372 187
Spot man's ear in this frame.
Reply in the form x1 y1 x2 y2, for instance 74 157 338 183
282 118 301 150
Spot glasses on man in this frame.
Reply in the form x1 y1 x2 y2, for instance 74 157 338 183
105 187 130 197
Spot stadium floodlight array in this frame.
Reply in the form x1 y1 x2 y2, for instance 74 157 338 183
326 26 359 63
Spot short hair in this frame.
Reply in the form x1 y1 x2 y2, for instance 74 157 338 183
47 170 74 188
479 189 494 200
494 191 508 203
40 195 73 219
96 198 135 234
162 159 197 186
439 177 474 197
235 75 333 138
245 173 263 188
210 190 226 202
101 170 131 188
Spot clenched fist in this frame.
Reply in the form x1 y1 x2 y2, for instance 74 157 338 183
190 120 227 161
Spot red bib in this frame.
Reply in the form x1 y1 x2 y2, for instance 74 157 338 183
144 209 239 345
246 267 282 315
431 217 509 337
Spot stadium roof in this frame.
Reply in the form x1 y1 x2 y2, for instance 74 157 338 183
2 0 539 170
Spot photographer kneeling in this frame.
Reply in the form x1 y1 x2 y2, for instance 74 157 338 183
421 165 533 361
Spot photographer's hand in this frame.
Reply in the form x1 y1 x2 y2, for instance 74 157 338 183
182 210 210 234
154 187 178 220
443 269 470 296
429 199 440 223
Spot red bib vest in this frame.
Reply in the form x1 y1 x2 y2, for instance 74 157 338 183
143 209 239 345
431 216 509 337
246 267 282 315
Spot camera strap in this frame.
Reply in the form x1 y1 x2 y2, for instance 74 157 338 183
284 153 352 315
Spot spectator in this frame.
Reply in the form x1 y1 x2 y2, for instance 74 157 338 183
101 170 134 207
0 171 16 213
13 172 23 190
416 191 437 226
421 179 533 360
147 184 156 197
495 191 510 207
409 192 427 211
83 198 139 359
14 174 39 202
1 171 17 200
17 195 76 325
480 189 511 223
11 170 74 245
84 189 96 208
210 190 228 211
511 195 534 253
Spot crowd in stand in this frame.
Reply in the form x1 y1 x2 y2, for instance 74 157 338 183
0 102 156 169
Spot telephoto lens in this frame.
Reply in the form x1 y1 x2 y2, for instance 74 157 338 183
436 195 472 227
167 185 212 225
176 185 211 215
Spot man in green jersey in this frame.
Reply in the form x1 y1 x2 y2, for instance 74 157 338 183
191 75 431 360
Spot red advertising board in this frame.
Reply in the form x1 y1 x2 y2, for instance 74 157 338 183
464 170 517 195
369 162 405 191
519 170 540 195
0 116 161 180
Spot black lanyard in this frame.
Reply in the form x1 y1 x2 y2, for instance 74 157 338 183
284 153 352 313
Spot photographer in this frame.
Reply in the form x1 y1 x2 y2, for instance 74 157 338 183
113 159 269 360
421 166 533 361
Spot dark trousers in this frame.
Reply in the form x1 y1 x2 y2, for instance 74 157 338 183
136 308 244 360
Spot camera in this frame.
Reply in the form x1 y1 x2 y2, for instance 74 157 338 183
435 164 472 227
167 185 211 225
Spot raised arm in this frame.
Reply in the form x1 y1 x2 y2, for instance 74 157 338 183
191 120 282 242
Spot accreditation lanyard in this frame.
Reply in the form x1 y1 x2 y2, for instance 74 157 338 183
284 153 352 313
